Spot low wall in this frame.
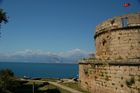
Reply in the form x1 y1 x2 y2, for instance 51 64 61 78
79 61 140 93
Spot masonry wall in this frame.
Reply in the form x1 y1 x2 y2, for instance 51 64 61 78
96 13 140 34
95 28 140 60
79 63 140 93
95 13 140 60
79 13 140 93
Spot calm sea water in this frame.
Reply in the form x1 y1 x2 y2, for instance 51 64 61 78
0 62 78 78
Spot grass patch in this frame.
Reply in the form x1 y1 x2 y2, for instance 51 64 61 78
41 78 59 82
61 82 90 93
12 80 71 93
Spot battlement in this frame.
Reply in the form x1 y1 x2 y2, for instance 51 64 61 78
79 13 140 93
94 13 140 60
95 13 140 38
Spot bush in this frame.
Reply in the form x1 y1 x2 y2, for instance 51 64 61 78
126 76 135 87
0 69 20 93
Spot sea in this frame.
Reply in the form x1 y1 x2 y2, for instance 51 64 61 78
0 62 79 78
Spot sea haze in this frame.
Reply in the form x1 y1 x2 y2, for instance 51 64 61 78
0 62 78 78
0 49 90 63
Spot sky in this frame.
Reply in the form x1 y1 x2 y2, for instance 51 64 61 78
0 0 140 55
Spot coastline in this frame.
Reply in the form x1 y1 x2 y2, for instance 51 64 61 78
0 61 79 64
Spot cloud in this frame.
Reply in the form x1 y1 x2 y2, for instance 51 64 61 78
58 48 88 57
0 49 91 63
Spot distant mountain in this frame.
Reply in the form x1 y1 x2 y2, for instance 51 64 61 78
0 49 92 63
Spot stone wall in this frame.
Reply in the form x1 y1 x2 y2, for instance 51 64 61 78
79 13 140 93
95 28 140 60
96 13 140 34
79 62 140 93
95 13 140 60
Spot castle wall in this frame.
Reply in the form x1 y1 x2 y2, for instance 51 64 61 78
95 13 140 60
79 13 140 93
79 62 140 93
96 13 140 34
95 28 140 60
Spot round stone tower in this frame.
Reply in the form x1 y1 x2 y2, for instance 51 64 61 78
94 13 140 60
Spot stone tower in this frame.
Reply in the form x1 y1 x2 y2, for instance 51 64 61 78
95 13 140 60
79 13 140 93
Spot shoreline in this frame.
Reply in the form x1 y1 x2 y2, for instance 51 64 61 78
0 61 79 64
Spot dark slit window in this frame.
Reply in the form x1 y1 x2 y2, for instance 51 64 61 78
122 17 128 27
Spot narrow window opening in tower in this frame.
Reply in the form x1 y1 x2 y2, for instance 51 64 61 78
118 37 120 40
110 19 115 25
121 17 128 27
107 35 109 38
102 39 107 46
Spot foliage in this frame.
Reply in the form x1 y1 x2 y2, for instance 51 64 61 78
0 69 20 93
46 88 61 93
126 76 135 88
0 9 8 24
80 58 96 62
0 9 8 37
61 82 90 93
16 80 71 93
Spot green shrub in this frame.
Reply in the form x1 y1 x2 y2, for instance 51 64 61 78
0 69 20 93
126 76 135 87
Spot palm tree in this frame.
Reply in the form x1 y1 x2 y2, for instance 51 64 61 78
0 9 8 36
0 9 8 24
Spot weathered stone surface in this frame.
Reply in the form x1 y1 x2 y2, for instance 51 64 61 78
79 62 140 93
79 13 140 93
95 13 140 60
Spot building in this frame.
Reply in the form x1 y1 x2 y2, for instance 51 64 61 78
79 13 140 93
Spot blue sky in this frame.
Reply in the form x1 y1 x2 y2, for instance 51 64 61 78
0 0 140 54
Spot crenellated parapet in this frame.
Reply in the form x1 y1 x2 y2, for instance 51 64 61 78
95 13 140 60
95 13 140 38
79 13 140 93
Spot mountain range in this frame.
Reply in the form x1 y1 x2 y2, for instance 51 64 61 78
0 49 92 63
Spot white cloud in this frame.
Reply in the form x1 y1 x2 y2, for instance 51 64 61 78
8 48 89 57
0 49 91 63
58 48 89 57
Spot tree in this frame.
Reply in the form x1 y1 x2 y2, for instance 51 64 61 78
0 69 20 93
0 9 8 24
0 9 8 36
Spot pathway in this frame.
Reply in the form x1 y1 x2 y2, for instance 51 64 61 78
48 81 84 93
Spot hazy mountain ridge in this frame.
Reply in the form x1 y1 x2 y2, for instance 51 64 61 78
0 49 91 63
